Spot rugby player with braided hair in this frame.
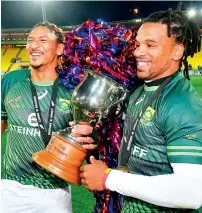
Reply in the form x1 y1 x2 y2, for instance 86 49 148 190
78 9 202 212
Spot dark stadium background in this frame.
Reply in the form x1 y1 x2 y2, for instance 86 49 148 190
2 1 201 29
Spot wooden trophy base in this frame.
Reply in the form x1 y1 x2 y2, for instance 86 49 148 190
32 134 88 185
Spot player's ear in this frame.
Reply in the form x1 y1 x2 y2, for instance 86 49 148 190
173 43 184 61
57 43 64 56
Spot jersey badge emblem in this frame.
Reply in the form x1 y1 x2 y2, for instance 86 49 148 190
140 106 155 127
58 98 71 112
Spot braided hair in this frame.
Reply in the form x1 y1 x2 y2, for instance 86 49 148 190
144 8 201 80
33 21 65 44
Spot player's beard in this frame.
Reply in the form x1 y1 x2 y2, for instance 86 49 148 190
30 63 43 69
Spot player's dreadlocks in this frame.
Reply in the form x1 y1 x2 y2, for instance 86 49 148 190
144 8 201 80
33 21 65 44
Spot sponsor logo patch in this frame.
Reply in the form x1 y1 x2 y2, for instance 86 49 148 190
8 96 22 108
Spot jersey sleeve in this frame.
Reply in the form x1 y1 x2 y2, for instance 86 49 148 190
1 74 10 120
1 70 31 121
159 82 202 165
167 130 202 165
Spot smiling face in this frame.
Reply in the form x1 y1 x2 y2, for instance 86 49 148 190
134 23 183 81
26 26 63 70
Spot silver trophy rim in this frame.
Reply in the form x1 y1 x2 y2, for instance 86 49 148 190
85 69 129 93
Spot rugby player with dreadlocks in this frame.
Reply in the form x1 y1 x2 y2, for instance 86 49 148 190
78 9 202 212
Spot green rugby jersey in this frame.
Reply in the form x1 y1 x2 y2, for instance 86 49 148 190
120 72 202 213
1 70 73 189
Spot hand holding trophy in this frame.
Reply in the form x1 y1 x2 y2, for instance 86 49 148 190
32 69 128 185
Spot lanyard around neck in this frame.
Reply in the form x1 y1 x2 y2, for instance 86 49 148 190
29 77 59 145
119 76 173 167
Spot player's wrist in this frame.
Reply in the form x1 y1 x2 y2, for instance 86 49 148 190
102 168 112 190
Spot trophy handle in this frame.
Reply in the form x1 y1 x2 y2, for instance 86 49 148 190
100 89 128 120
